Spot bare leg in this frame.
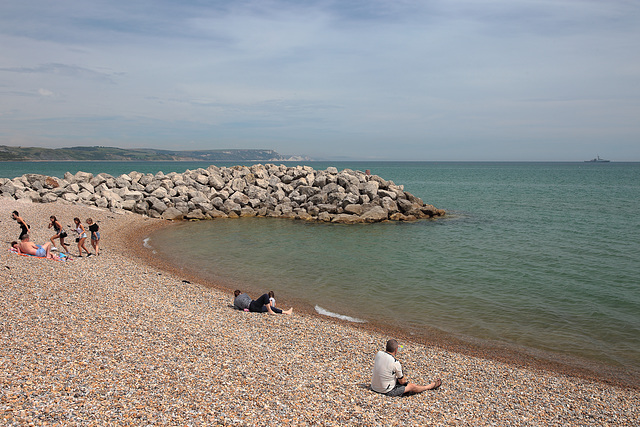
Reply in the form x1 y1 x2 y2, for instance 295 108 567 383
92 238 100 255
78 237 91 256
404 379 441 394
60 236 69 254
266 303 292 315
42 242 52 258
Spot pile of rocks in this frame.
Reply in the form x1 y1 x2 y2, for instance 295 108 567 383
0 164 445 223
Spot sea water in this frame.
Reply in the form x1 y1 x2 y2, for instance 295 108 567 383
3 161 639 382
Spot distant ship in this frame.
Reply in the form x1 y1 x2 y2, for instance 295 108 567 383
585 155 610 163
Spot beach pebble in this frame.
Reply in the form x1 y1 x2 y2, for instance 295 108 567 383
0 200 638 426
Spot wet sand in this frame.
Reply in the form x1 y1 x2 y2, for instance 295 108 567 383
136 217 640 391
1 199 638 426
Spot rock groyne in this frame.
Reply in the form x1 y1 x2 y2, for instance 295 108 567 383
0 164 445 223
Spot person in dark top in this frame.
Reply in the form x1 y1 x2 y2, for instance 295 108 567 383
12 211 30 240
86 218 100 255
233 290 293 315
48 215 70 254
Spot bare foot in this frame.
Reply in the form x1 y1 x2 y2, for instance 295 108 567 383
431 378 442 390
283 308 293 315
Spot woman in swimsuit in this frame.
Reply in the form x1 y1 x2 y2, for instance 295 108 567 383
48 215 70 254
11 211 30 240
86 218 100 255
73 217 92 257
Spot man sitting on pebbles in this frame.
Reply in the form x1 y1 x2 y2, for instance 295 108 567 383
371 339 442 397
233 290 293 315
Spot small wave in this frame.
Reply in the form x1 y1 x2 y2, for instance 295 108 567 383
142 237 157 254
315 305 366 323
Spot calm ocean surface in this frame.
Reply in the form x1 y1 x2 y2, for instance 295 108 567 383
3 161 639 381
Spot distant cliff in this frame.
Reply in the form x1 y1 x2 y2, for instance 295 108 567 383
0 146 309 162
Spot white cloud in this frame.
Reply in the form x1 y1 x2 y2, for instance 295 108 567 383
0 0 638 160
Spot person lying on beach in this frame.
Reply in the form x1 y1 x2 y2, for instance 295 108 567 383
16 234 58 260
371 339 441 397
233 290 293 315
11 210 30 241
48 215 70 254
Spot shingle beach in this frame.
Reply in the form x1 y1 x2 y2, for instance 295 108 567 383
1 199 638 426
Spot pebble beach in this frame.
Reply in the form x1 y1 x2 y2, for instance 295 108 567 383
1 199 638 426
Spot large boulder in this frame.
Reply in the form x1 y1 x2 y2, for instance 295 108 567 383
184 209 205 220
363 181 379 200
240 206 256 217
101 189 123 204
208 174 226 190
95 197 108 208
206 209 227 219
44 176 60 189
344 204 364 215
0 181 16 195
223 199 242 215
79 182 95 193
360 206 388 223
74 171 93 182
332 214 362 224
397 198 414 214
121 199 137 211
41 193 59 203
147 196 168 213
229 191 250 206
151 187 168 199
195 174 209 185
122 190 144 201
89 174 109 187
381 197 399 214
62 193 79 202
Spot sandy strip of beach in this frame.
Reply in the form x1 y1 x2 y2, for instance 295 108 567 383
1 199 638 426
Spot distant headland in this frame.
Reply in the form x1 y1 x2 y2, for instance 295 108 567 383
0 145 309 162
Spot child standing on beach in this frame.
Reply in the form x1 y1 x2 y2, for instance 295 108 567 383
86 218 100 255
73 217 92 257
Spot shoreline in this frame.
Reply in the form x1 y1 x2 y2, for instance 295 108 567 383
2 199 639 425
134 218 639 391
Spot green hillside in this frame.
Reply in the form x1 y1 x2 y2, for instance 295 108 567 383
0 146 296 162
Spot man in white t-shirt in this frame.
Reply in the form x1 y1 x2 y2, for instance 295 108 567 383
371 339 442 397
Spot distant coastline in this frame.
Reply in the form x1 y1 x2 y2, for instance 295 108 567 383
0 145 310 162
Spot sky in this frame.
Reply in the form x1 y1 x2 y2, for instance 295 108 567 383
1 0 639 161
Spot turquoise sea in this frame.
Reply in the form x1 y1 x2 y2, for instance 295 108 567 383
3 161 639 385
